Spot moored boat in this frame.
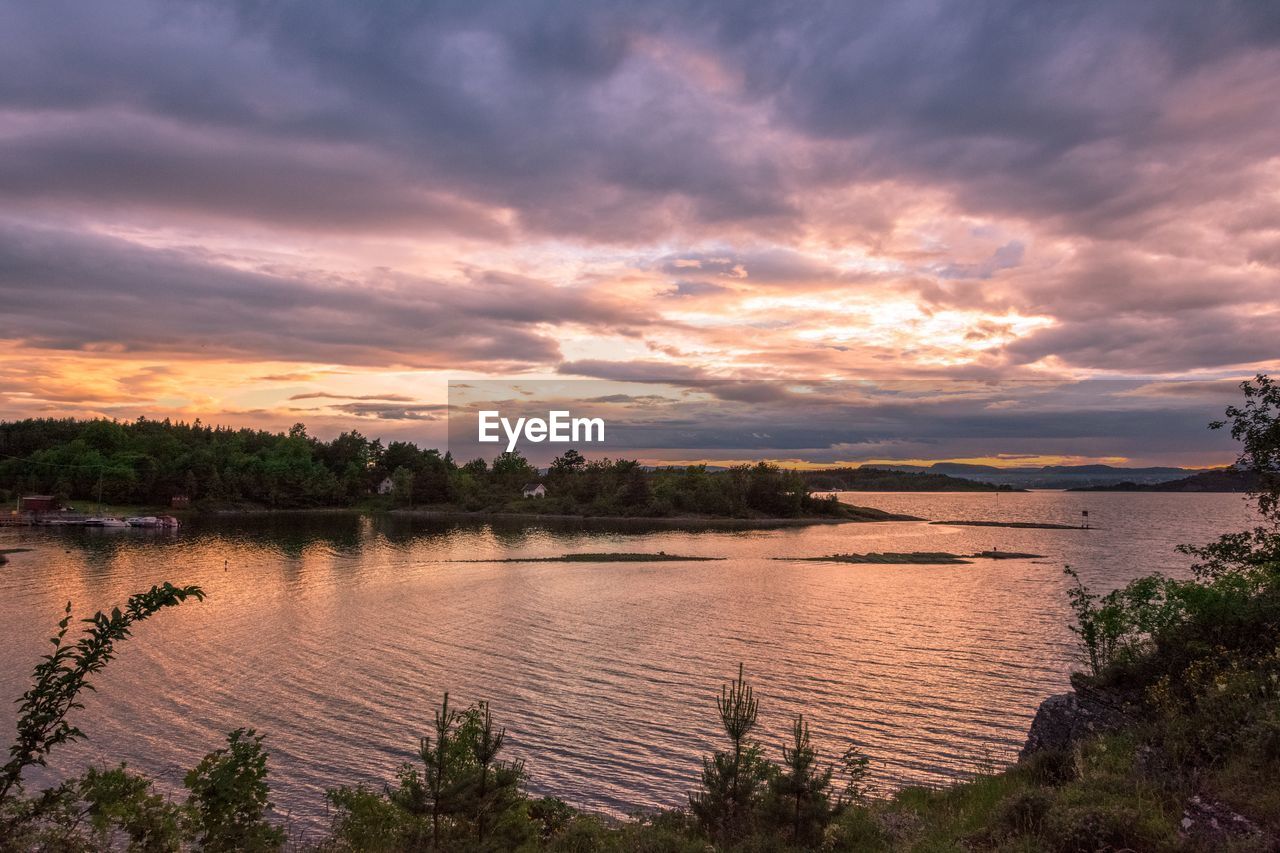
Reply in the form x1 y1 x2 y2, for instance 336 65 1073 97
85 517 129 528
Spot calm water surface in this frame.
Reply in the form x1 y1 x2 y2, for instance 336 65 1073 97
0 492 1258 835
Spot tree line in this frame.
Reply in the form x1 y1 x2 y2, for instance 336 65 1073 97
0 417 846 518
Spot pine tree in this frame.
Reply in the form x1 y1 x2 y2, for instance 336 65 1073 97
767 714 833 844
690 663 768 842
467 701 504 843
420 693 458 850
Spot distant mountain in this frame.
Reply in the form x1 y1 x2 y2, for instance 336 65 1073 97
1070 467 1258 493
802 467 1016 492
875 463 1204 489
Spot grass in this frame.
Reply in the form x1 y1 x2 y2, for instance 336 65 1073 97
822 735 1188 853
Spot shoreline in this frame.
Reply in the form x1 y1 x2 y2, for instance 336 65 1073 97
185 505 925 526
385 508 923 526
10 506 920 529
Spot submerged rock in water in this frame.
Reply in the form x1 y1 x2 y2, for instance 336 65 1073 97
1019 686 1129 759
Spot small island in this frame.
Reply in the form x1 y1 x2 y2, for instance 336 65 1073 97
449 552 722 563
929 519 1086 529
782 550 1045 564
0 547 32 566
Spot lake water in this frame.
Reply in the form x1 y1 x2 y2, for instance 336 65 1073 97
0 492 1259 837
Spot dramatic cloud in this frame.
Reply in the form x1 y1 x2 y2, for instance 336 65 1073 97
447 379 1242 467
0 221 651 369
1 0 1277 458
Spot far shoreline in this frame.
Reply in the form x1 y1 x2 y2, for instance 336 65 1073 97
387 508 924 526
195 506 925 527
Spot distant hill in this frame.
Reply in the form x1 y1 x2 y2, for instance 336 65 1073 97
876 463 1201 489
1070 467 1258 493
802 467 1017 492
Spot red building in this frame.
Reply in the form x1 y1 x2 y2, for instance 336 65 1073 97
19 495 56 513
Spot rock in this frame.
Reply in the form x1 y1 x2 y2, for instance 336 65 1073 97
1180 794 1262 844
1019 686 1130 760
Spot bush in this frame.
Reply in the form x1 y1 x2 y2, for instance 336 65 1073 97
991 788 1052 838
78 763 186 851
1042 800 1178 853
826 805 892 852
184 728 284 852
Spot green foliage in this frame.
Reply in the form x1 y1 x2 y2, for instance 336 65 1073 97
1063 564 1153 677
1174 373 1280 583
327 696 531 852
183 728 284 852
1037 737 1180 853
0 582 203 849
79 764 186 852
835 743 872 807
0 583 205 810
1211 373 1280 518
1064 552 1280 682
419 692 462 848
391 465 415 506
1029 376 1280 849
0 417 357 508
325 785 412 852
989 787 1052 839
690 664 771 842
0 418 838 517
764 716 832 845
826 804 892 852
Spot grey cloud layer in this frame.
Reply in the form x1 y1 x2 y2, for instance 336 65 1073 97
4 1 1275 238
0 0 1278 375
447 379 1242 464
0 222 650 367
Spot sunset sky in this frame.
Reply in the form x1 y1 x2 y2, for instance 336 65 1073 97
2 2 1277 465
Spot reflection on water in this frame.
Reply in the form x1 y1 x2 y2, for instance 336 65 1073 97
0 492 1258 834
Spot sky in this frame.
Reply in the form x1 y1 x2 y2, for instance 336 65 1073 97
1 1 1277 466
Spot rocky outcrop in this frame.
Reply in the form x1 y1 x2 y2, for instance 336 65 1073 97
1180 794 1263 845
1019 685 1130 760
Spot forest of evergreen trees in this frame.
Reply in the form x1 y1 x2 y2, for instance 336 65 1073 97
0 417 852 519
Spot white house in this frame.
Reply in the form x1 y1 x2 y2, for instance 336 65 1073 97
522 483 547 498
377 476 395 495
